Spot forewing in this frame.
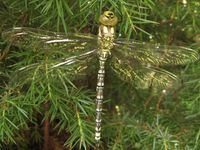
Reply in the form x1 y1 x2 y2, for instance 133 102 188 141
2 27 97 53
114 39 198 65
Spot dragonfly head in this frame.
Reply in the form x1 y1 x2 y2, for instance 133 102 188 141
99 11 118 27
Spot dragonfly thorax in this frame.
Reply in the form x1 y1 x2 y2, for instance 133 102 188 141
98 25 115 55
98 11 117 55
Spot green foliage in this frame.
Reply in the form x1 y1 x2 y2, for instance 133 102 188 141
0 0 200 149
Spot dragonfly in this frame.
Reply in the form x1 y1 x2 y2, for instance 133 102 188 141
2 11 198 149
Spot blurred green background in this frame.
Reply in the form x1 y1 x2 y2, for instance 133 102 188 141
0 0 199 150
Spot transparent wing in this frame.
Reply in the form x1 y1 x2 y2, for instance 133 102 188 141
2 27 99 86
2 27 97 53
110 55 177 89
114 39 198 65
111 39 198 89
8 48 98 87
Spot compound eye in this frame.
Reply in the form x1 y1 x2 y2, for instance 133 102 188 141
105 11 114 18
107 12 114 18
